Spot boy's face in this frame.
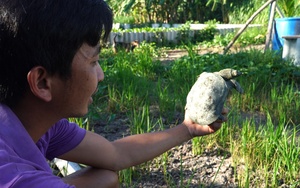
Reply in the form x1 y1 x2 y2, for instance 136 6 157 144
55 43 104 117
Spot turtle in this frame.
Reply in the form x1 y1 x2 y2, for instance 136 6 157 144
185 68 244 125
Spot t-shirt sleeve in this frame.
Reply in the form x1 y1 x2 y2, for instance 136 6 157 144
45 119 86 160
3 166 76 188
0 142 76 188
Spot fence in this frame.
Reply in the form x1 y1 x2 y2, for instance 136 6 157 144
108 24 262 44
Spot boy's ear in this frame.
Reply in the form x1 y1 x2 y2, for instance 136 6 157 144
27 66 52 102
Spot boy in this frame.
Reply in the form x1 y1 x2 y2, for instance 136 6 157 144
0 0 227 187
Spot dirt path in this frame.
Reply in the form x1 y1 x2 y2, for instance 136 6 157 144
159 44 265 63
92 44 295 187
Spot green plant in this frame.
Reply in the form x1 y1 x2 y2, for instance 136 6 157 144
89 39 300 187
69 117 90 130
114 15 135 24
193 20 218 43
277 0 300 17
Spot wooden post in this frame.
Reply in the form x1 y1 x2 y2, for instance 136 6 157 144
223 0 276 54
264 0 277 52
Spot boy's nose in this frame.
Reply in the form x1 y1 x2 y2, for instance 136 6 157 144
97 63 104 82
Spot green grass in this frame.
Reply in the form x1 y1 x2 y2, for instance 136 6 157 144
72 32 300 187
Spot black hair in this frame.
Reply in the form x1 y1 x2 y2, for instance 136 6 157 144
0 0 113 107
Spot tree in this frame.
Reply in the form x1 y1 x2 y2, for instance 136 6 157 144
106 0 241 24
277 0 300 17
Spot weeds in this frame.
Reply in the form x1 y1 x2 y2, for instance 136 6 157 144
88 40 300 187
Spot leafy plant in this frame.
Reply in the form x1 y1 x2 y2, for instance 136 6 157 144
277 0 300 17
193 20 218 43
91 37 300 187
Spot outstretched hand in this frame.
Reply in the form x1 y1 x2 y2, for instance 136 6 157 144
183 108 229 138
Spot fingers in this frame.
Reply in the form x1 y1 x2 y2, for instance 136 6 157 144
215 117 227 124
183 107 229 137
208 122 222 133
208 107 228 132
219 107 229 122
222 107 229 114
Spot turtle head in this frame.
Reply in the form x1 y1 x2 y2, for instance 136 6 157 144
217 68 242 80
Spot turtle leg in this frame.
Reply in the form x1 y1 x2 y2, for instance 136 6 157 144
230 79 244 94
217 114 225 122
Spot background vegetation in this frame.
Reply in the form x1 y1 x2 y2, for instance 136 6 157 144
69 0 300 187
70 25 300 186
106 0 300 24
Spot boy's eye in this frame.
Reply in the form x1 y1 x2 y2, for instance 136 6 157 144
93 60 99 65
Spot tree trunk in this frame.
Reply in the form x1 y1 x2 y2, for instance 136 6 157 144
222 4 229 23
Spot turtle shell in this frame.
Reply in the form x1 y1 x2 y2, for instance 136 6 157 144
185 72 229 125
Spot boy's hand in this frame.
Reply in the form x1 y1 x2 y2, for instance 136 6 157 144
183 108 229 138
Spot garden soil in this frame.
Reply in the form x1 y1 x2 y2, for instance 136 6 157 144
92 45 291 187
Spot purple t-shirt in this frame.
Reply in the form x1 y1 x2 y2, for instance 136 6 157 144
0 104 86 188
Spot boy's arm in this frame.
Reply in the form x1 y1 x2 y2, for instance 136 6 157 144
59 109 227 171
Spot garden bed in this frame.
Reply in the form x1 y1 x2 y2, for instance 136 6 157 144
53 43 299 187
109 24 262 44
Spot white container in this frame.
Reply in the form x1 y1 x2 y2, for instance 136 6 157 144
152 23 160 28
282 35 300 66
162 23 170 28
123 23 131 29
113 23 120 29
172 23 183 28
